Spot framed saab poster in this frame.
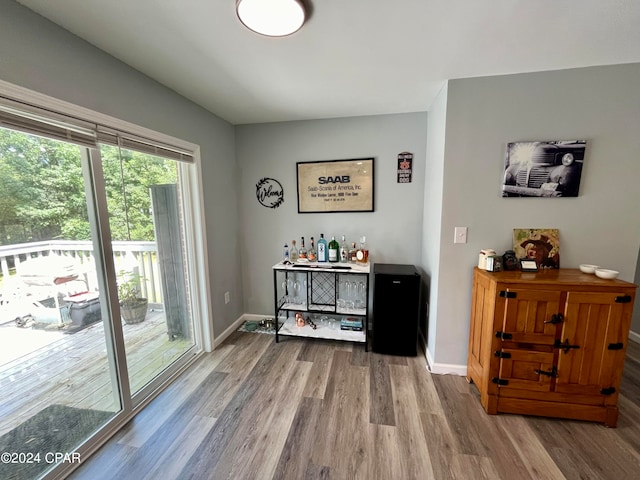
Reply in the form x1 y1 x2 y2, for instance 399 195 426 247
296 158 374 213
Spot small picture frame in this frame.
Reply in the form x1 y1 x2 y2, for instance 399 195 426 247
520 259 539 272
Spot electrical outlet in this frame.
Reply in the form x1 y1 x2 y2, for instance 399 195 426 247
454 226 468 244
224 291 230 304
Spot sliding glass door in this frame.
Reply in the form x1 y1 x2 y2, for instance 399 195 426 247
0 95 203 478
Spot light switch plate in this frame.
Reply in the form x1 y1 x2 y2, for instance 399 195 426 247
454 227 468 244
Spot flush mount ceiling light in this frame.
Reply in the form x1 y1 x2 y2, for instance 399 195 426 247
236 0 306 37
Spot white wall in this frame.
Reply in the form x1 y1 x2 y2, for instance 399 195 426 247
236 113 428 315
420 83 447 368
430 64 640 369
0 0 243 339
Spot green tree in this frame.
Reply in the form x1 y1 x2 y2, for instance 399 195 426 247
0 127 178 246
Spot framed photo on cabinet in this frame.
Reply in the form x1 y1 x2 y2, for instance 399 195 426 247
296 158 374 213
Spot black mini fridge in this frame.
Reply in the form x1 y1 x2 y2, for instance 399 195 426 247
372 263 420 356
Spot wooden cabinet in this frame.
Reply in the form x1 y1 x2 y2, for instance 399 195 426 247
467 268 637 427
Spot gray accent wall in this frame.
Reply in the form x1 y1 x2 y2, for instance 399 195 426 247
236 113 428 315
427 64 640 368
0 0 242 340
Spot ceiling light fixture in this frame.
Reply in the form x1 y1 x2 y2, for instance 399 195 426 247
236 0 306 37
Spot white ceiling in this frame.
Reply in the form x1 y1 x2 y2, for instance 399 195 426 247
17 0 640 125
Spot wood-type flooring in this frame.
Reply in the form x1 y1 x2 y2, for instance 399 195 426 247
70 333 640 480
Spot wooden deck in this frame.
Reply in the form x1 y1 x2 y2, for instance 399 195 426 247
0 308 192 437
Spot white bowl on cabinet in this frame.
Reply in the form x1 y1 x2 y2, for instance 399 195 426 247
595 268 619 280
579 264 599 274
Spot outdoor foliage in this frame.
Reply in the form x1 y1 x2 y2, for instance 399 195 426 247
0 128 178 245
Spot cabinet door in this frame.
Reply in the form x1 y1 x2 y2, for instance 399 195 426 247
498 349 555 393
500 289 561 345
555 291 628 397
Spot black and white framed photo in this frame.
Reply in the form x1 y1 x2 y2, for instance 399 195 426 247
502 141 586 197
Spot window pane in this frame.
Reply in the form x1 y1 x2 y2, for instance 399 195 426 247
100 144 195 395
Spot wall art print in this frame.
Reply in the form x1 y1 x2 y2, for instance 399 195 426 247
256 178 284 208
297 158 374 213
502 141 586 197
513 228 560 269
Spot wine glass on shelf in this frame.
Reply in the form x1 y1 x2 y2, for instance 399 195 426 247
286 277 294 305
293 279 301 305
345 280 355 311
337 277 346 309
355 281 366 309
281 279 288 304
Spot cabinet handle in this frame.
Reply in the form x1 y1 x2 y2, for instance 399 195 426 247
534 366 558 377
554 339 580 353
544 313 564 325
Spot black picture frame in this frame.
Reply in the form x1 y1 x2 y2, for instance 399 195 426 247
296 158 374 213
502 141 586 198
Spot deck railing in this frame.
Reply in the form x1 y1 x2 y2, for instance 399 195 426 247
0 240 161 303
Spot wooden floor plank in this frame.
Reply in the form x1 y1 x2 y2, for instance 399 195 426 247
388 363 435 479
420 412 459 480
368 353 395 426
141 414 217 480
273 396 325 480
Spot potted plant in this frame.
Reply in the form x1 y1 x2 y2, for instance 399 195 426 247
118 272 148 324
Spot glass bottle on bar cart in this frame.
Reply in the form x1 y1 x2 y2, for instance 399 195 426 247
348 242 358 264
299 236 308 262
317 233 327 262
356 236 369 264
339 235 348 263
290 239 299 262
328 236 339 263
283 243 290 263
308 236 317 262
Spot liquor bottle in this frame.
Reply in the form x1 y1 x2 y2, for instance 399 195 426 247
339 235 348 263
308 237 317 262
317 233 328 262
328 236 339 263
283 243 290 263
356 236 369 264
299 236 308 262
348 242 358 263
290 239 299 262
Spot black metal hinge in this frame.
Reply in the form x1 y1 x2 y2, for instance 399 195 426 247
494 351 512 359
495 331 513 340
492 377 509 386
608 342 624 350
499 291 517 298
601 387 616 395
615 295 632 303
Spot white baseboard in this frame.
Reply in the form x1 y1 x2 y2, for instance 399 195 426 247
629 330 640 344
213 313 274 348
425 345 467 376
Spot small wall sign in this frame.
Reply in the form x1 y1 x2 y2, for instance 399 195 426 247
256 177 284 208
397 152 413 183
